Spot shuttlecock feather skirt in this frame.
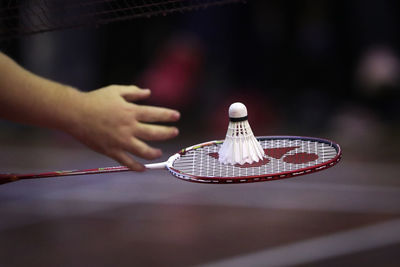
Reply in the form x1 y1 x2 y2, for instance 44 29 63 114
218 120 266 165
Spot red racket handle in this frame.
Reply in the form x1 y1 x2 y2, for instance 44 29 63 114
0 174 19 184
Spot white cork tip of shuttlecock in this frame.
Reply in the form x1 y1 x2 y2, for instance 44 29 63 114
218 102 266 166
229 102 248 118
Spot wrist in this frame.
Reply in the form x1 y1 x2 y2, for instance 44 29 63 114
53 87 87 134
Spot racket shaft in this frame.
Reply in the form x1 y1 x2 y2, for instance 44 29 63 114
0 166 130 184
145 162 167 169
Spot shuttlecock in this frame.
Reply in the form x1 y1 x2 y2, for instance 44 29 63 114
218 102 266 165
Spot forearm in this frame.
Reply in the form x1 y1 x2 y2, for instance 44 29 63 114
0 52 83 131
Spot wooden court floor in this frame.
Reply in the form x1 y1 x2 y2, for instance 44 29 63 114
0 137 399 266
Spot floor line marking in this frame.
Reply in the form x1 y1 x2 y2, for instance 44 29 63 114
201 218 400 267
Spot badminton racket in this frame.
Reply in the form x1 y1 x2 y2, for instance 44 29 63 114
0 136 341 185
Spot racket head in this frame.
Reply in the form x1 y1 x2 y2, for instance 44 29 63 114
165 136 342 184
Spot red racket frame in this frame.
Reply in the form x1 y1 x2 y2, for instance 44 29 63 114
167 136 342 183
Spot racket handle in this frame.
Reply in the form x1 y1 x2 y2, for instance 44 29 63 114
145 162 167 170
0 174 19 184
0 163 166 185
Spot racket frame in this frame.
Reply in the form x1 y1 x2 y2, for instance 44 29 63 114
164 136 342 184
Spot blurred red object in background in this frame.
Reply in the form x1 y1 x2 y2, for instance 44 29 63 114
141 36 204 109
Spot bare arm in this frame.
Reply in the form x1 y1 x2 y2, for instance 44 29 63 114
0 52 180 171
0 52 84 128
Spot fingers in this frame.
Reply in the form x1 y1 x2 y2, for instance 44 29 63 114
112 85 151 102
135 122 179 141
110 135 166 171
107 137 164 171
136 105 180 123
110 150 146 172
107 85 181 122
115 123 177 170
127 138 162 160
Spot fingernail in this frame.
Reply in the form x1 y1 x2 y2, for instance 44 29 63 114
132 163 145 172
136 165 146 172
173 128 179 136
172 111 181 120
154 149 162 158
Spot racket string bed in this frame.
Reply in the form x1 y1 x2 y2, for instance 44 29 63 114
171 137 340 183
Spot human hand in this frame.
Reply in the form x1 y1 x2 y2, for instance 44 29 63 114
66 85 180 171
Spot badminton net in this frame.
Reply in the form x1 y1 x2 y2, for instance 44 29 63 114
0 0 244 40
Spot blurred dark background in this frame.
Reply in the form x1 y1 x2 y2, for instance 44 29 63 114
1 0 399 154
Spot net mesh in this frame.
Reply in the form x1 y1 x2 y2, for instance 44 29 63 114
172 138 338 179
0 0 244 40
